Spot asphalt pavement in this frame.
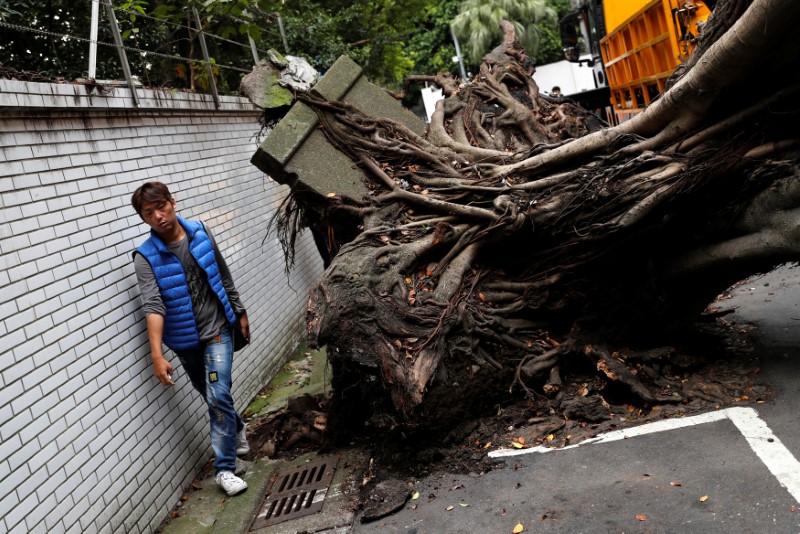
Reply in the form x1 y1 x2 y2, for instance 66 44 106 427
162 263 800 534
353 263 800 534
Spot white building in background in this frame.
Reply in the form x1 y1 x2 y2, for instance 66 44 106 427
419 54 602 123
420 85 444 123
533 56 598 96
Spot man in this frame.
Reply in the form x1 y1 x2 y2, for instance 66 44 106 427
131 181 251 496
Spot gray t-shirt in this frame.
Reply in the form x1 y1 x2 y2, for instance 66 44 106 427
134 222 245 344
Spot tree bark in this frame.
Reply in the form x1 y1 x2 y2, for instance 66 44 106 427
276 0 800 430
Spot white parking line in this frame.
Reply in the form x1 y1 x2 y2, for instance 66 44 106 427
489 407 800 503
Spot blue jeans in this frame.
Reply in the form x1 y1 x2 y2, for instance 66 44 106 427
177 327 244 474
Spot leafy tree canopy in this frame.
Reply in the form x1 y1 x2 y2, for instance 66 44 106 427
264 0 444 89
532 0 573 65
452 0 556 68
0 0 570 93
0 0 280 91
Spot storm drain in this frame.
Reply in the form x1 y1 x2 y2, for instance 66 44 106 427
249 455 339 531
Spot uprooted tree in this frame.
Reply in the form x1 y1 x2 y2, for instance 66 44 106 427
261 0 800 433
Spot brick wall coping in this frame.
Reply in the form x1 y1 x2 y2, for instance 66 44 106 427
0 79 258 113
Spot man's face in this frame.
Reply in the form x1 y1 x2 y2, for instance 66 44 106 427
140 197 178 236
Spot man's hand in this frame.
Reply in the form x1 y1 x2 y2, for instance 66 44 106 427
238 312 250 342
153 356 175 386
145 313 173 386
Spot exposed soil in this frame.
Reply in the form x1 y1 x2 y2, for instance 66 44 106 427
154 292 767 532
241 307 769 518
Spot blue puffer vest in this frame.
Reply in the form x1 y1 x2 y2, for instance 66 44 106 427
135 216 236 351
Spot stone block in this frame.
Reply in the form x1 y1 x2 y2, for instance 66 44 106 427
239 60 294 110
252 54 425 203
312 55 363 101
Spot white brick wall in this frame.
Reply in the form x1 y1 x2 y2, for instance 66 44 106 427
0 80 323 533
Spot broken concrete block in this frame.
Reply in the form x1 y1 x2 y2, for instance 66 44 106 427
251 55 425 203
280 56 318 92
312 55 423 135
240 52 319 110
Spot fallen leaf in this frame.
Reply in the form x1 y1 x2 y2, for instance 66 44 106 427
513 523 524 533
410 504 417 510
379 235 390 242
446 505 454 511
411 491 420 500
636 514 648 521
578 386 589 396
459 503 469 507
671 481 682 487
700 495 709 502
596 360 618 380
791 505 797 512
326 192 336 198
421 189 429 195
478 292 487 301
518 437 525 444
546 434 555 442
512 441 525 449
313 415 327 431
484 441 492 449
405 277 412 284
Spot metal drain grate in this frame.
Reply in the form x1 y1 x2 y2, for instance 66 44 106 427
249 455 339 531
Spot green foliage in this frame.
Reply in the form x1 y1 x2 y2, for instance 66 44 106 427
406 0 461 76
0 0 282 90
262 0 436 89
451 0 556 68
0 0 571 93
532 0 574 65
0 1 98 79
0 0 21 20
262 2 362 74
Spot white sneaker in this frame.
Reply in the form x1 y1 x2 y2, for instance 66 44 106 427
216 470 247 496
236 423 250 456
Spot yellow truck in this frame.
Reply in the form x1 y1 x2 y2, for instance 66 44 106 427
560 0 713 123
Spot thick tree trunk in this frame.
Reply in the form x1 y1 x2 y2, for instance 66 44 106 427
277 0 800 431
